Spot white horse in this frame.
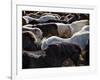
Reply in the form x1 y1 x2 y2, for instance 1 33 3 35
39 14 60 22
71 20 89 34
23 25 43 42
72 25 89 36
41 30 89 51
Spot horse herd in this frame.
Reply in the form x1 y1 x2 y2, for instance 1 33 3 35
22 11 89 69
